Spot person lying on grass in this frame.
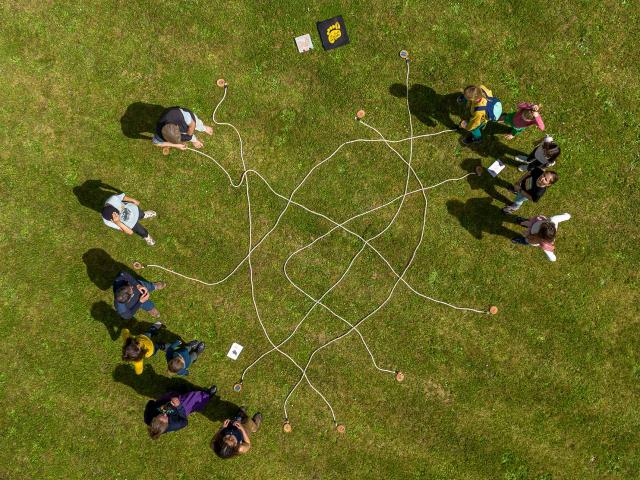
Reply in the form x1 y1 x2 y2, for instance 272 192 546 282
152 106 213 154
165 339 206 376
121 321 166 375
502 167 558 213
113 271 166 320
511 213 571 262
144 385 218 439
211 407 262 459
101 192 157 246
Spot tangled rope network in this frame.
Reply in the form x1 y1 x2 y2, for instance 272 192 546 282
138 57 491 432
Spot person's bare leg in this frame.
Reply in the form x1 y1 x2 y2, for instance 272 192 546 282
148 307 160 318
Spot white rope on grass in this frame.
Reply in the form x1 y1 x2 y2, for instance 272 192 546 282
142 58 488 427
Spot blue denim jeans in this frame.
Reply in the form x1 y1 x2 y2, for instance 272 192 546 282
510 192 528 210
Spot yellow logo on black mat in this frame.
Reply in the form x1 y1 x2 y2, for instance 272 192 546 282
327 22 342 44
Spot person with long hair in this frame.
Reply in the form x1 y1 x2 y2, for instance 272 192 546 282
502 167 558 213
211 408 262 459
515 135 561 172
512 213 571 262
121 322 166 375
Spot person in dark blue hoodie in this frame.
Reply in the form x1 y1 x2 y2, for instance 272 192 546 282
112 271 166 319
165 339 206 376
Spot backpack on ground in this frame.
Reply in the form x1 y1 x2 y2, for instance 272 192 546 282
474 87 502 121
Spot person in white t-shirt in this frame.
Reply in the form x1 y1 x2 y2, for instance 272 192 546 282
101 192 157 246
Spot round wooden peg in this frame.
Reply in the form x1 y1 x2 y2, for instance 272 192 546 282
395 371 405 382
399 50 409 60
132 261 143 270
356 109 366 120
233 383 242 392
283 421 292 433
475 166 484 176
336 424 346 434
216 78 226 88
489 306 499 315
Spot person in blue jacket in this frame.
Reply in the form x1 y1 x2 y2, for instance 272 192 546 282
166 339 206 376
112 271 166 319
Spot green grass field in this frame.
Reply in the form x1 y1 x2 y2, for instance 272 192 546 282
1 1 639 478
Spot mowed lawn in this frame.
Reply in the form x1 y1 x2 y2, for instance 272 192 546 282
1 1 639 479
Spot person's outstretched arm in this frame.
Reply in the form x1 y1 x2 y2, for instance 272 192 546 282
550 213 571 227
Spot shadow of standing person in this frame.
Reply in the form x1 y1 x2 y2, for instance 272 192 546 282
73 180 120 213
82 248 143 291
120 102 166 140
112 364 239 423
460 158 514 204
446 197 521 240
389 83 460 129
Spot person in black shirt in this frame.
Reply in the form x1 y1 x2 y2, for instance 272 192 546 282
502 168 558 213
211 407 262 458
152 106 213 154
113 271 166 319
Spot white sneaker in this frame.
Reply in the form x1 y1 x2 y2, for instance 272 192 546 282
514 155 528 163
144 235 156 246
143 210 157 219
518 165 529 172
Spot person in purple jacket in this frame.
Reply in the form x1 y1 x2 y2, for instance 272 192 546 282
145 385 218 439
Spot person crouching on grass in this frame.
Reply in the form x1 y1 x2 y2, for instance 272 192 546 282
211 407 263 459
145 385 218 439
502 167 558 213
112 271 166 320
165 339 206 376
121 322 166 375
101 192 157 246
512 213 571 262
152 106 213 154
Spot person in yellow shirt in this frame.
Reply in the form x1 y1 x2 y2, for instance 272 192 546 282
121 321 166 375
457 85 497 144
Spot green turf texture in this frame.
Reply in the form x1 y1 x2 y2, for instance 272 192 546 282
1 1 639 479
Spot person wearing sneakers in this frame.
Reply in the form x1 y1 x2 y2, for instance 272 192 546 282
511 213 571 262
112 271 166 320
152 106 213 154
457 85 500 145
165 339 206 376
144 385 218 439
121 321 166 375
515 135 561 172
101 192 157 246
211 407 263 459
502 167 558 213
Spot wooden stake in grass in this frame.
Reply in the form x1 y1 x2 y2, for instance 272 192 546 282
399 50 409 60
283 421 292 433
216 78 226 88
132 261 143 270
336 424 346 434
395 371 405 382
475 166 484 176
233 383 242 392
356 109 366 120
489 306 498 315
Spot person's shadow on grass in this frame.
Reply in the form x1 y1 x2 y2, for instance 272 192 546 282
112 364 239 423
82 248 147 291
460 158 515 205
73 180 120 213
120 102 165 140
90 300 181 342
446 197 521 240
389 84 460 129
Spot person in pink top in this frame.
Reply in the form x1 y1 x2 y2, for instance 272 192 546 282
511 213 571 262
500 103 545 139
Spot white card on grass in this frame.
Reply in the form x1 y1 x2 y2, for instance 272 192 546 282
487 159 505 177
295 34 313 53
227 343 244 360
